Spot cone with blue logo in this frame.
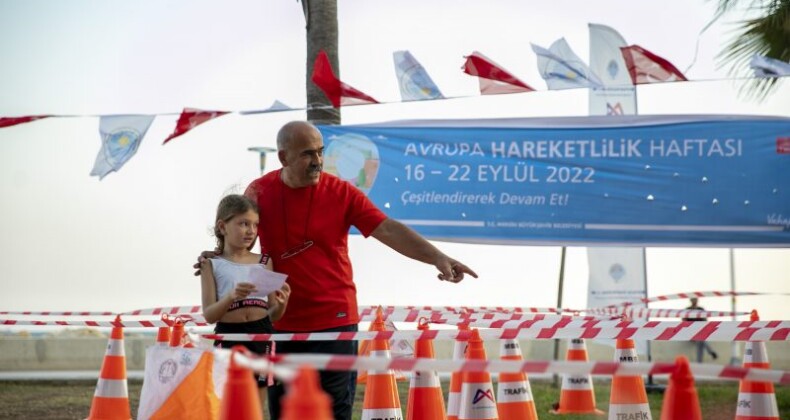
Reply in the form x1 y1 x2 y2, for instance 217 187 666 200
550 338 604 415
219 346 262 420
86 315 131 420
448 322 471 420
281 365 333 420
361 309 403 420
496 339 538 420
407 318 446 420
459 328 498 420
660 355 702 420
736 310 779 420
609 337 651 420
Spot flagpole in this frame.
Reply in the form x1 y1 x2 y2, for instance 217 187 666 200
729 248 740 366
552 246 566 388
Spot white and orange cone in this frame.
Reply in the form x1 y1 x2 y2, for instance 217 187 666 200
459 329 498 420
169 318 185 347
219 346 262 420
736 311 779 420
448 323 471 420
407 319 446 420
361 310 403 420
281 365 333 420
359 307 407 384
496 339 538 420
550 338 604 415
609 338 651 420
86 315 131 420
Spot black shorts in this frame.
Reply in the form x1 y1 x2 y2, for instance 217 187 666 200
214 317 274 388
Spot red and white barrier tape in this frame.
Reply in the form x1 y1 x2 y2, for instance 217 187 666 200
616 291 788 306
203 320 790 342
246 353 790 385
0 319 209 328
121 306 203 316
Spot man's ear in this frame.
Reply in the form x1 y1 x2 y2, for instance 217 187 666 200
278 150 287 166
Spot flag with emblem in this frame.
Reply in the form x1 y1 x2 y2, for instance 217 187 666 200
90 115 154 180
137 346 226 420
311 50 379 107
393 50 444 101
462 50 535 95
162 108 229 144
588 23 637 115
532 38 604 90
620 45 688 84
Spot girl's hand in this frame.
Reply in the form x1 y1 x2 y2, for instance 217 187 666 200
271 283 291 306
231 282 257 300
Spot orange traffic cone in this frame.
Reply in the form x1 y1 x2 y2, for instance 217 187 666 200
458 329 498 420
550 338 604 415
156 315 171 347
407 319 446 420
169 318 185 347
736 311 779 420
609 338 651 420
448 323 471 420
361 310 403 420
86 315 131 420
219 346 263 420
496 339 538 420
660 356 702 420
358 307 407 384
281 365 333 420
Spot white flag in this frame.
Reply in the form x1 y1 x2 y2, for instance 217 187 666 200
90 115 154 180
750 54 790 78
393 50 444 101
588 23 637 115
532 38 604 90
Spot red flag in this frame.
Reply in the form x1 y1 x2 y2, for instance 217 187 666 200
462 51 535 95
620 45 688 84
162 108 229 144
311 50 378 107
0 115 51 128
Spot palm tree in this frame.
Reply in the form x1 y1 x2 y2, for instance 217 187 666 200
715 0 789 99
301 0 341 124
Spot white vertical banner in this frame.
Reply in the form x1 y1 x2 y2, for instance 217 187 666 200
586 247 648 355
588 23 637 115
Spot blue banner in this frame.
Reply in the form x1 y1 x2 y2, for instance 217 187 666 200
319 115 790 246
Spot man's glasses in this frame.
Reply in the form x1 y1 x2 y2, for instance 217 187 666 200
280 240 314 259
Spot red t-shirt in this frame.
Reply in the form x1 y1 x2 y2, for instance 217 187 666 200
245 170 387 331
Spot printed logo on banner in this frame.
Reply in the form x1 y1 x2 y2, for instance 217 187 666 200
778 137 790 154
324 133 380 194
606 102 624 115
609 263 626 282
158 359 178 383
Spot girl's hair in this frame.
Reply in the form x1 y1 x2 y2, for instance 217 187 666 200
214 194 259 252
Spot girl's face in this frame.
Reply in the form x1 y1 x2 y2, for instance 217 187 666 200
220 209 259 251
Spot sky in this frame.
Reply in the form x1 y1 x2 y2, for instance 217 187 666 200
0 0 788 325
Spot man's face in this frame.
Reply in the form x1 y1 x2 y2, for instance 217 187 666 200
281 126 324 187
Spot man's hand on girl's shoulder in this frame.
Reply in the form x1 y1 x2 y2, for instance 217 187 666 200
193 249 220 276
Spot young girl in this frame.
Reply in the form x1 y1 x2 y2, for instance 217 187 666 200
200 194 290 413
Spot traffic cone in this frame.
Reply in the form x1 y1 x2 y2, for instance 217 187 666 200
358 307 407 384
407 319 446 420
496 339 538 420
219 346 263 420
660 356 702 420
361 310 403 420
736 311 779 420
550 338 604 415
281 365 333 420
169 318 185 347
609 338 651 420
156 315 171 347
86 316 131 420
448 323 471 420
458 329 498 420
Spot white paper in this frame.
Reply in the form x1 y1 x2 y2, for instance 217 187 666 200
245 265 287 299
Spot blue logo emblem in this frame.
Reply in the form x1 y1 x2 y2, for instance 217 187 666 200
103 128 141 170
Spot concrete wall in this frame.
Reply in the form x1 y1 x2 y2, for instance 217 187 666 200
2 336 788 371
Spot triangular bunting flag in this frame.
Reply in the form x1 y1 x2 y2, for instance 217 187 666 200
620 45 688 84
393 50 444 101
311 50 378 107
162 108 229 144
90 115 155 180
462 51 534 94
750 54 790 78
532 38 604 89
0 115 51 128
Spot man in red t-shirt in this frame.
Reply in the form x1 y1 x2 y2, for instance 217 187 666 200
246 121 477 419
